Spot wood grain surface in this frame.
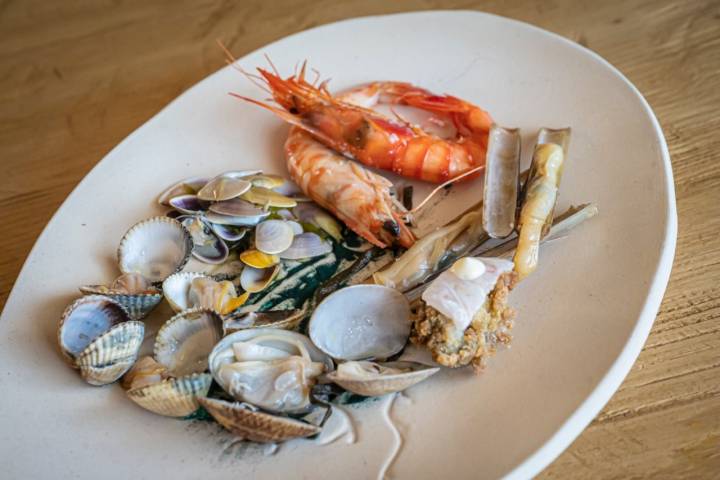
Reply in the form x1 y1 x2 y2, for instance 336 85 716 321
1 0 718 478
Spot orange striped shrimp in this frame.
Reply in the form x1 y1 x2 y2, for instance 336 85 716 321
285 126 415 248
233 66 493 183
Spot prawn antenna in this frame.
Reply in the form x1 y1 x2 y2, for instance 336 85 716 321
216 38 271 94
264 54 280 76
411 164 486 214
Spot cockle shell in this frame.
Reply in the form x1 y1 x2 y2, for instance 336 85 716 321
127 373 212 417
198 397 320 443
162 271 209 312
78 283 162 321
75 321 145 386
118 217 194 283
326 361 439 397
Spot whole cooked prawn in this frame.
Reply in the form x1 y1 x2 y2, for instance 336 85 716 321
233 65 493 183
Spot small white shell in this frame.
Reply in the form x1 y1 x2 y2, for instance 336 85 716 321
255 220 294 254
153 308 223 377
117 217 194 283
240 264 280 293
309 285 411 361
126 373 212 417
158 176 209 206
278 232 332 260
326 361 439 396
162 271 210 312
197 174 252 201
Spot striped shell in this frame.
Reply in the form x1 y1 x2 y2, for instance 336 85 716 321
75 321 145 386
78 286 162 320
126 373 212 417
153 309 223 377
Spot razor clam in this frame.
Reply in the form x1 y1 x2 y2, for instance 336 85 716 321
118 217 194 283
482 125 521 238
208 329 332 413
168 194 209 215
514 127 571 279
126 373 212 418
279 233 332 260
154 308 223 377
326 361 439 397
198 398 321 443
79 273 162 320
180 216 229 264
197 173 252 201
255 220 295 254
309 285 411 361
223 308 306 334
158 176 209 206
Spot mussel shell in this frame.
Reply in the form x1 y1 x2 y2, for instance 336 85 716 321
255 220 295 255
75 321 145 386
58 295 130 364
158 176 209 206
169 194 209 215
162 271 209 312
154 308 223 377
127 373 212 417
197 174 252 201
180 216 229 264
78 286 162 321
205 210 268 227
241 187 297 208
117 217 194 283
198 397 320 443
240 264 280 293
223 309 305 334
326 361 440 397
309 285 411 361
278 232 332 260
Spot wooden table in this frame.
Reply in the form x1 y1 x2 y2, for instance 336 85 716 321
1 1 718 477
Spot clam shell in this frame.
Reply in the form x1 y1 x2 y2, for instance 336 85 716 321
239 249 279 269
482 125 521 239
168 194 209 215
243 174 286 189
326 361 440 397
197 174 252 201
209 223 248 242
293 204 342 240
255 220 294 255
205 210 268 227
278 232 332 260
241 187 297 208
223 309 305 334
127 373 212 417
162 271 209 312
158 176 209 206
58 295 130 364
78 286 162 321
154 308 223 377
240 264 280 293
118 217 194 283
286 221 304 235
180 216 229 264
75 321 145 386
309 285 411 361
198 397 320 443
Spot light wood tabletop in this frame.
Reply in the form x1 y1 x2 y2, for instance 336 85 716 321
1 0 718 477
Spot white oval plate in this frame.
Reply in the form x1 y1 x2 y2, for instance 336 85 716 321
0 11 675 480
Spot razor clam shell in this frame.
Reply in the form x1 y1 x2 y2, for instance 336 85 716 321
278 232 332 260
153 308 223 377
169 194 209 215
482 125 521 239
255 220 295 255
309 285 411 361
117 217 194 283
78 286 162 321
222 309 305 334
197 174 252 201
75 321 145 385
162 271 210 312
326 361 439 397
198 397 320 443
180 216 229 265
158 176 209 206
58 295 130 364
126 373 212 417
205 210 268 227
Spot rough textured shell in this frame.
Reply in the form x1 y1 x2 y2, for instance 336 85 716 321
482 125 521 239
58 295 130 364
126 373 212 417
309 285 411 361
255 220 295 255
198 397 320 443
75 321 145 385
78 286 162 320
326 361 440 396
117 217 194 283
162 271 210 312
154 308 223 377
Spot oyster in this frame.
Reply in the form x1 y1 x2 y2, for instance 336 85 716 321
309 285 411 361
118 217 194 283
79 273 162 320
198 398 320 443
154 308 223 377
208 329 332 413
58 295 144 385
326 361 439 397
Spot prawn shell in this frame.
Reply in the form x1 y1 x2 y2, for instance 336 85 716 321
126 373 212 417
482 125 521 239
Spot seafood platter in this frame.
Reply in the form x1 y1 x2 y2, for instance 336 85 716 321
56 56 598 469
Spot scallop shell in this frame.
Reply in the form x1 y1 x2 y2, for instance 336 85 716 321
240 264 280 293
241 187 297 208
309 285 411 361
255 220 295 254
239 249 279 269
162 271 209 312
127 373 212 417
58 295 130 364
75 321 145 386
153 308 223 377
198 397 320 443
197 174 252 201
326 361 439 397
78 285 162 320
482 125 521 239
117 217 194 283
